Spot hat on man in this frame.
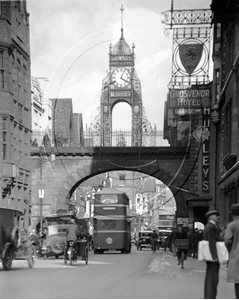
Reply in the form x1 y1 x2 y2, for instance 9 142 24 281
205 209 220 218
230 203 239 216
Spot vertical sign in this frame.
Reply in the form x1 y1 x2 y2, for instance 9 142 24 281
202 107 210 191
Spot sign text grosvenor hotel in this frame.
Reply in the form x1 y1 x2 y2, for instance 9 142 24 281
168 87 210 115
168 86 211 192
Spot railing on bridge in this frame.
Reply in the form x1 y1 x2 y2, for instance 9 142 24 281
31 130 169 147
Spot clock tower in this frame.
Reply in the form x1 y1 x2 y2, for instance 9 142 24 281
100 5 143 146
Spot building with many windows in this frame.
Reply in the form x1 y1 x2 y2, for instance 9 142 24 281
31 77 53 146
0 1 31 228
211 0 239 227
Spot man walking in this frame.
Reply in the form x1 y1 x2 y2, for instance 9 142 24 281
192 228 202 259
169 227 178 256
175 225 188 265
203 209 222 299
224 203 239 298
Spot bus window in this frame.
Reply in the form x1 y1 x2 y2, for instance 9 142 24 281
101 220 116 230
100 194 118 204
93 219 98 230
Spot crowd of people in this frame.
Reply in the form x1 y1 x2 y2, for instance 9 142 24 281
165 225 203 260
162 204 239 299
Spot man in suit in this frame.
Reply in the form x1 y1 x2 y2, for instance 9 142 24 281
224 203 239 298
203 209 222 299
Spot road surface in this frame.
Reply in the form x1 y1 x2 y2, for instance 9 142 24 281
0 245 235 299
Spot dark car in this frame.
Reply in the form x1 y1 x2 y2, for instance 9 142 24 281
136 230 153 250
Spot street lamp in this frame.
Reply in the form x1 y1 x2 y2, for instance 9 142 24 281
39 146 56 231
39 145 44 232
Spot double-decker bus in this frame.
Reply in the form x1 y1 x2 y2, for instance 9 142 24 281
93 187 131 254
157 214 175 231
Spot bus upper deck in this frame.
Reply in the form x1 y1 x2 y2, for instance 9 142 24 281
93 187 130 218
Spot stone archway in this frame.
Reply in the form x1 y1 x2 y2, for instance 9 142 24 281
31 146 190 223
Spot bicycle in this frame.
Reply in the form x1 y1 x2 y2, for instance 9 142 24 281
175 239 189 269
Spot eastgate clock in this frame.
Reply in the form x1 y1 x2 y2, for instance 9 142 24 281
112 68 131 88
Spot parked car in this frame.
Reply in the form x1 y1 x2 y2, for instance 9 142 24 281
158 229 172 250
136 230 153 250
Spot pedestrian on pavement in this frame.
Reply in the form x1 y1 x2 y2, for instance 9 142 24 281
187 228 194 257
192 228 203 259
224 203 239 299
169 227 178 256
221 226 227 240
203 209 222 299
175 225 188 265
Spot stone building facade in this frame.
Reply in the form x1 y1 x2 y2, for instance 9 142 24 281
0 1 31 228
31 77 53 146
211 0 239 227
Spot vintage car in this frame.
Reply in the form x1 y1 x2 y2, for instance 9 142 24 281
0 209 36 270
136 230 153 250
43 224 68 259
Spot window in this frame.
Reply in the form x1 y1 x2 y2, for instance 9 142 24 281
100 194 118 204
0 2 10 19
216 23 221 38
17 59 21 86
225 101 232 156
2 117 8 161
222 99 232 157
101 220 116 230
215 69 220 102
119 174 125 186
0 50 5 89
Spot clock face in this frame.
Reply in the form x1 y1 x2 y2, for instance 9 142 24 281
112 68 131 88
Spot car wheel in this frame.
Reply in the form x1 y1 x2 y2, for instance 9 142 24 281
2 247 13 271
50 238 64 255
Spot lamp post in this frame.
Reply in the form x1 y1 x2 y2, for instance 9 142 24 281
39 145 44 232
39 146 55 231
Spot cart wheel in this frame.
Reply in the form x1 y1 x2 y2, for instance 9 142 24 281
85 247 89 265
28 245 36 268
2 247 13 271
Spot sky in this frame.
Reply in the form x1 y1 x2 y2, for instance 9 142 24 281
27 0 212 131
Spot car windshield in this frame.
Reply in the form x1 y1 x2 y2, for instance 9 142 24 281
140 232 152 237
159 231 171 236
47 225 69 236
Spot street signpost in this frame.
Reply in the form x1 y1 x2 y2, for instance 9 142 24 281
37 181 46 231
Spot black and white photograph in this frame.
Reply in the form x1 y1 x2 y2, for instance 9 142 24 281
0 0 238 298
